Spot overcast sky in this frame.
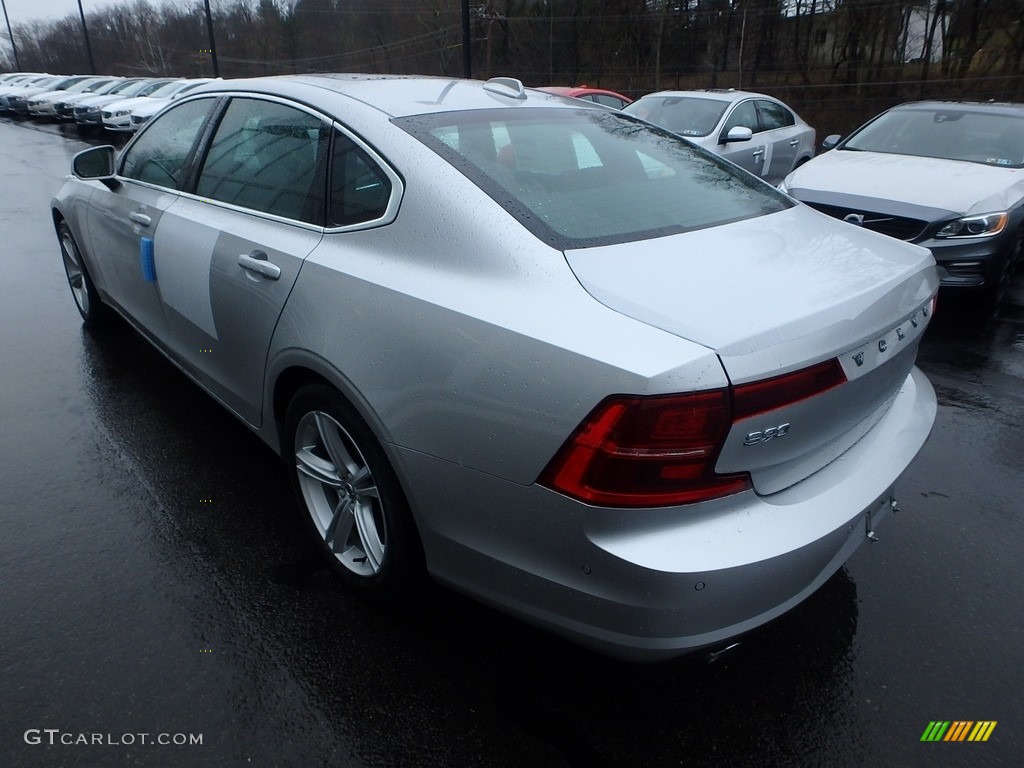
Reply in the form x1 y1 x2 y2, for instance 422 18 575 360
3 0 160 28
4 0 90 26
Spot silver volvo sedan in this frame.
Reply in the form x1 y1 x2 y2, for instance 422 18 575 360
52 75 938 660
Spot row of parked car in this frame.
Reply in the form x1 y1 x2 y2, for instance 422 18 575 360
0 72 214 132
4 71 1021 303
556 83 1024 306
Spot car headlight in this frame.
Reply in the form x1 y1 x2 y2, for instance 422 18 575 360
935 212 1008 238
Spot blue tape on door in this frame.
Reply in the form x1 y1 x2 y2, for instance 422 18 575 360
140 237 156 282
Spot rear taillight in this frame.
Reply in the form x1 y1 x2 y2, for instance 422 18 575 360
540 358 851 508
538 390 751 507
732 359 846 421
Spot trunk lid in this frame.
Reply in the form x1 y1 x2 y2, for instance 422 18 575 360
564 205 938 494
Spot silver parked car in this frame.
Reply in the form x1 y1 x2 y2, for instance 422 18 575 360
624 89 816 185
781 101 1024 305
53 75 936 660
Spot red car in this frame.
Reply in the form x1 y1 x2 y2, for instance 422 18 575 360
535 85 632 109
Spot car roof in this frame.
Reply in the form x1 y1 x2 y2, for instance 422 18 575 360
187 74 596 118
888 100 1024 117
537 85 629 98
636 89 774 103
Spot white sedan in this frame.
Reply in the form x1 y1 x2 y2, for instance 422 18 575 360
625 89 816 185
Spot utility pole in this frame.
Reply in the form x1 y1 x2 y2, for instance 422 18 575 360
549 1 554 81
2 0 21 71
461 0 471 79
77 0 96 74
738 5 747 90
203 0 220 77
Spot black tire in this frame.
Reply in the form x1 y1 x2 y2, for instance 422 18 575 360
58 221 109 327
285 384 424 600
984 226 1022 309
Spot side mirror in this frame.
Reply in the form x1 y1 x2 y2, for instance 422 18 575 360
821 134 842 150
72 145 119 189
721 126 753 144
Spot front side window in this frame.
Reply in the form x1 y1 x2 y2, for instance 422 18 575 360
121 98 215 189
722 101 759 134
399 109 791 249
196 98 330 223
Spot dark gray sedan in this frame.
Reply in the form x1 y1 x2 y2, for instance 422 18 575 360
782 101 1024 304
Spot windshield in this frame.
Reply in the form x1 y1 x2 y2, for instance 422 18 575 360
63 78 104 94
844 107 1024 168
141 81 187 98
97 80 131 95
136 80 172 97
111 80 153 97
623 96 730 138
399 108 790 249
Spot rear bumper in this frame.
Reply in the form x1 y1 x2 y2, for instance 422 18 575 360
395 366 936 661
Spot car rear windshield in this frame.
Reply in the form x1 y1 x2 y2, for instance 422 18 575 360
397 109 790 249
843 107 1024 168
623 96 730 138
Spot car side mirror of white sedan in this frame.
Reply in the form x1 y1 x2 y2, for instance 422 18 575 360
822 134 842 150
722 126 753 144
72 145 120 190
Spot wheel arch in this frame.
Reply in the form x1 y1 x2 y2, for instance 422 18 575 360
270 357 429 561
269 355 399 465
51 206 66 233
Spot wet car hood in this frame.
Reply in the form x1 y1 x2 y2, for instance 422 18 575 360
564 204 937 383
785 149 1024 216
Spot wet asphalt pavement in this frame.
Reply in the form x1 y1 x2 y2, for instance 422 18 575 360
0 118 1021 768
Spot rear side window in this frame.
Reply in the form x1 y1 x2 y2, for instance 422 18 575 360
196 98 330 224
757 100 795 130
329 130 392 227
591 94 629 109
121 98 215 189
399 109 790 249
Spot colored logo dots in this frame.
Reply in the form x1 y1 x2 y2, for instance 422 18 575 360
921 721 997 742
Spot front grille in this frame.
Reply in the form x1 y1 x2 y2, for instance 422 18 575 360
806 202 927 241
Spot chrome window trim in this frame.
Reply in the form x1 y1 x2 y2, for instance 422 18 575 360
116 91 402 232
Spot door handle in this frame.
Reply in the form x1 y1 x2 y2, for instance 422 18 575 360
129 211 151 227
789 139 800 147
238 251 281 280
